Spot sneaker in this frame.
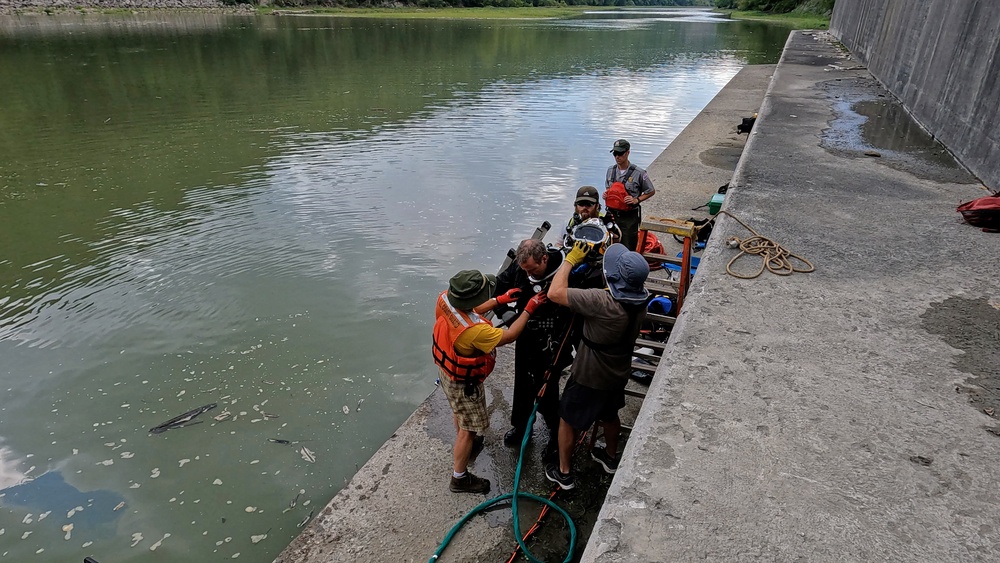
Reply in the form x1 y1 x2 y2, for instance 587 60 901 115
591 447 619 474
544 464 575 490
450 471 491 494
503 427 529 448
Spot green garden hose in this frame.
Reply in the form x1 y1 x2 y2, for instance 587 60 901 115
428 404 577 562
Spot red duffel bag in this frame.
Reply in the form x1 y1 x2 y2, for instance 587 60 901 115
957 193 1000 232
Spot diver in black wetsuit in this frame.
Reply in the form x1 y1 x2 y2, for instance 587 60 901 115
494 226 608 460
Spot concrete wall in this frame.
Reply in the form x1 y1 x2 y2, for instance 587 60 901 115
831 0 1000 190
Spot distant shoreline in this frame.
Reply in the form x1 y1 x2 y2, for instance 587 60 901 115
0 2 253 16
0 4 649 19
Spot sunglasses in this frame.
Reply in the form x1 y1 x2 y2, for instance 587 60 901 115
575 201 596 207
612 151 627 157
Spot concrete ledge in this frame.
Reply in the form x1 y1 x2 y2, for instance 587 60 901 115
584 30 1000 562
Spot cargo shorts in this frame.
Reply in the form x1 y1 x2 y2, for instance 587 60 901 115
439 368 489 434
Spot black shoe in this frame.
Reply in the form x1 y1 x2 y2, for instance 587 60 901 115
544 464 575 490
591 447 619 474
450 471 491 494
503 427 529 448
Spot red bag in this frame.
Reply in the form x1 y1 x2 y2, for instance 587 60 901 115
640 231 665 270
604 181 630 211
604 164 637 211
957 193 1000 232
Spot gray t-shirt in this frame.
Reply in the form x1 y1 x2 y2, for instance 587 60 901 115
565 288 646 390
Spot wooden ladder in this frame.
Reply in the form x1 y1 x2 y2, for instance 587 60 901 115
592 217 700 445
626 215 699 395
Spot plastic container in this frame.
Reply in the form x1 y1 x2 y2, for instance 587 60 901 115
663 253 701 281
708 193 726 215
647 296 673 316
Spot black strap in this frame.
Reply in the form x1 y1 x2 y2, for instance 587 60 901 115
432 340 477 383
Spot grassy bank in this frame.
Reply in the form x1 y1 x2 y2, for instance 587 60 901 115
259 5 594 19
718 9 829 29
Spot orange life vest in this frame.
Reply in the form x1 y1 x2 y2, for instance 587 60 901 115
431 291 497 384
640 231 665 271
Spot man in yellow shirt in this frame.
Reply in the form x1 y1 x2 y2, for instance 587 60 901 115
432 270 546 493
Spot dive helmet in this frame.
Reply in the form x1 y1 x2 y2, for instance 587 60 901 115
568 218 612 257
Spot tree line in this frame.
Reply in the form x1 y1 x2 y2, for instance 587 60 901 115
265 0 714 7
713 0 834 14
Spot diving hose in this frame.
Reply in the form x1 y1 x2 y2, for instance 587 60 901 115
430 320 579 563
429 405 577 562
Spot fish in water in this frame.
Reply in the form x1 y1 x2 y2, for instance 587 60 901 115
297 510 314 528
149 404 218 434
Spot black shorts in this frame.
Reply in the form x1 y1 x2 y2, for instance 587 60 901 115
559 379 626 432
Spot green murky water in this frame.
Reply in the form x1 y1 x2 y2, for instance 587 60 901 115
0 9 786 561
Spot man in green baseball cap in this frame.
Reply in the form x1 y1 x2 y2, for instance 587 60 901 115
432 269 548 493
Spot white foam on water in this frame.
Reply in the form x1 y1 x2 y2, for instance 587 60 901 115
0 444 28 491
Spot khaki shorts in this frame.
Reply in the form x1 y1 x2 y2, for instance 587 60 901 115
439 369 489 434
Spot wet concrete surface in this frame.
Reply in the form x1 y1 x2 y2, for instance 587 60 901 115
921 297 1000 427
275 65 773 563
820 76 977 184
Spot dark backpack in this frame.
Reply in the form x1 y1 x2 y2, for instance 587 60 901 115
673 217 713 244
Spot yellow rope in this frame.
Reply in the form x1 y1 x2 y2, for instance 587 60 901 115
716 210 815 279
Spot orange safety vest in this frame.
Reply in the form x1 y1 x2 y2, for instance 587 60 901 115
431 292 497 384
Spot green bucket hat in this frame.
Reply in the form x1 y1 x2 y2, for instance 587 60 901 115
447 270 497 311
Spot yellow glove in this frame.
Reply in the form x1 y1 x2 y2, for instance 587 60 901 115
565 240 595 266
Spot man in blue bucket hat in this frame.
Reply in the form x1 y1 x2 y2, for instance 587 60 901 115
543 242 649 489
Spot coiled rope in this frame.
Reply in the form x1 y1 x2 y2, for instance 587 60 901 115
716 210 815 279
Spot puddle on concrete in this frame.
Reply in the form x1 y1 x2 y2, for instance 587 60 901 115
699 145 744 171
921 296 1000 429
854 100 957 168
821 78 978 184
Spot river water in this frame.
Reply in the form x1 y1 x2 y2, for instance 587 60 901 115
0 8 785 561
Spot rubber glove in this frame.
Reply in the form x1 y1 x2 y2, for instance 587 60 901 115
524 292 548 315
495 288 521 306
565 240 595 266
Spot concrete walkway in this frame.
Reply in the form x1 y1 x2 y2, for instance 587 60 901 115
274 66 774 563
585 31 1000 562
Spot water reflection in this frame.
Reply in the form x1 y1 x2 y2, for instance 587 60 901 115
0 11 786 562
